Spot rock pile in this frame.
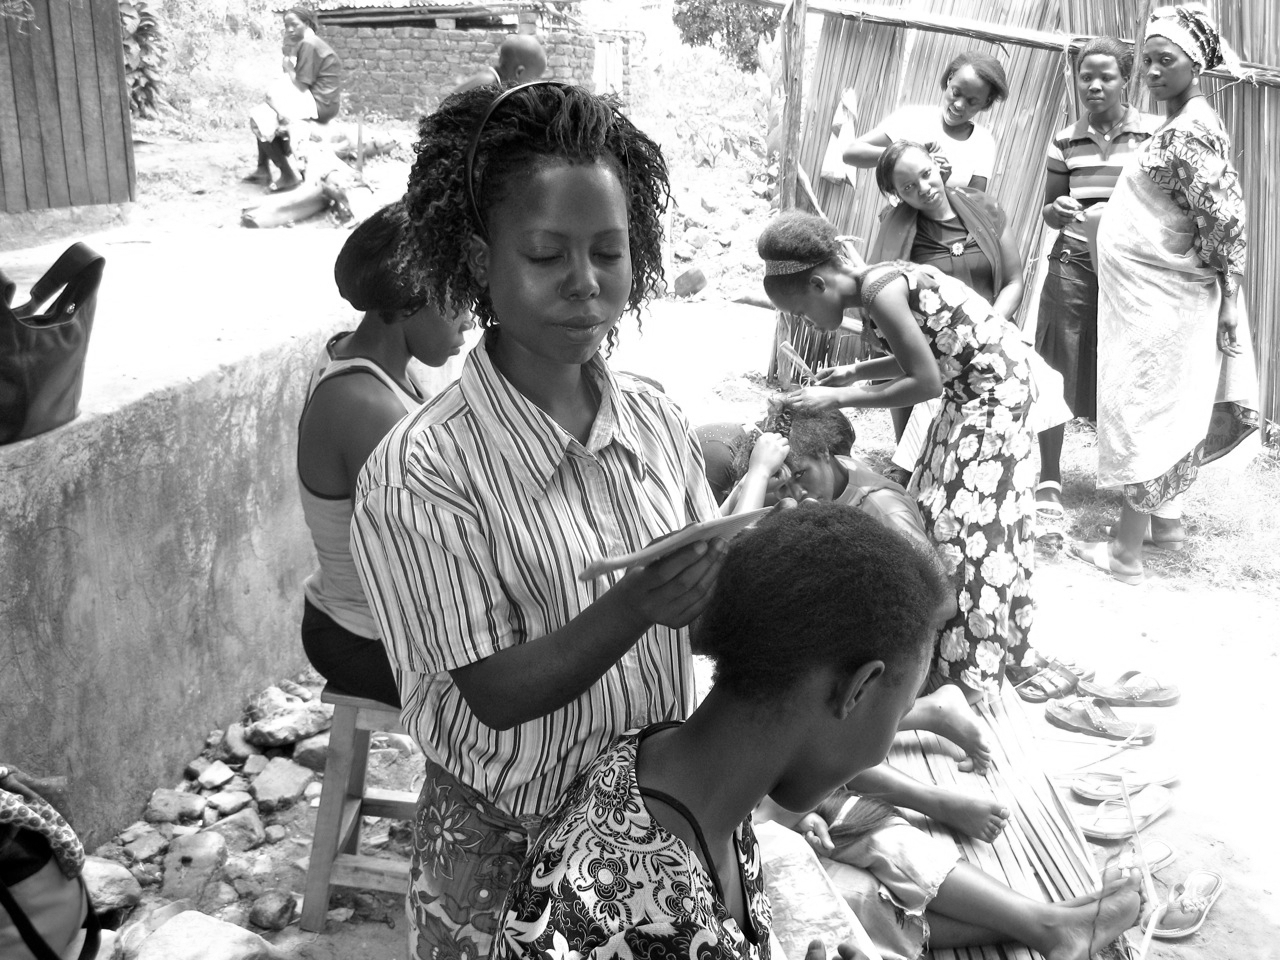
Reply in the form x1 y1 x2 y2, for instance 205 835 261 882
667 175 773 305
81 678 420 959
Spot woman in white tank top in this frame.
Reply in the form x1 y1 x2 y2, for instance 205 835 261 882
296 202 473 705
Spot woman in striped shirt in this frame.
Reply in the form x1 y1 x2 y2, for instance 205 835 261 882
1033 37 1160 522
351 82 724 960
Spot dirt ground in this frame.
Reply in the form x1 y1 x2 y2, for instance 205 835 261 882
67 134 1280 958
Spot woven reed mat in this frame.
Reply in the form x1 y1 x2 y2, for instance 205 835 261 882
886 681 1135 960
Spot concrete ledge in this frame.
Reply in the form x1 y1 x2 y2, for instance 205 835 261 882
0 203 133 253
0 227 460 845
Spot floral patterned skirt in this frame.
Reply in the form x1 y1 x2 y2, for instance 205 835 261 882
405 758 541 960
912 392 1036 697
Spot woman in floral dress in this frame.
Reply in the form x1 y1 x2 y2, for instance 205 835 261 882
760 212 1036 700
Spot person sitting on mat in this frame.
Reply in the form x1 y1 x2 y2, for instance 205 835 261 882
297 202 473 707
757 785 1142 960
243 5 343 192
493 506 1141 960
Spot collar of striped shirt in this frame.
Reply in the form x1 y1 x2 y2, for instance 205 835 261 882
1068 104 1148 143
459 336 649 497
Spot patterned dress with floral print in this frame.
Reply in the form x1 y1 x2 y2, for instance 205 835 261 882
494 727 772 960
864 262 1037 697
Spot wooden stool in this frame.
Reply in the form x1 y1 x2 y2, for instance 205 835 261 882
300 686 418 931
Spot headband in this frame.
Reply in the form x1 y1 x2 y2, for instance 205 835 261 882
762 235 860 277
763 257 827 277
464 79 574 241
1146 5 1223 70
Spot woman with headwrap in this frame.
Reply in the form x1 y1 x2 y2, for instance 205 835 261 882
1071 3 1258 584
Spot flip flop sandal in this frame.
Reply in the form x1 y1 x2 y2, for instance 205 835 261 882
1071 765 1179 802
1068 540 1143 586
1007 654 1094 686
241 170 271 185
1077 785 1173 840
1035 480 1065 518
1078 671 1181 708
1104 522 1186 552
1015 663 1080 703
1045 697 1157 744
1114 838 1177 874
268 179 301 194
1154 870 1225 938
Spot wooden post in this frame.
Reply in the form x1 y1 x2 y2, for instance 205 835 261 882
1130 0 1156 105
769 0 808 386
776 0 807 211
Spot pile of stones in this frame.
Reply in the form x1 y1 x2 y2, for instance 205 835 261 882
80 679 418 959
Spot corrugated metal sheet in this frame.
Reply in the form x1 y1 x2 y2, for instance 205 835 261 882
272 1 490 13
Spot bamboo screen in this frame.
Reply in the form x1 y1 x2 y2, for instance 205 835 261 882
793 0 1277 429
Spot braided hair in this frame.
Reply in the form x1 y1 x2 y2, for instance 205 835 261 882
402 83 670 340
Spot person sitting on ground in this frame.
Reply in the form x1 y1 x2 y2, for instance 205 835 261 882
450 34 548 95
757 785 1141 960
296 202 473 707
493 506 1141 960
243 5 343 192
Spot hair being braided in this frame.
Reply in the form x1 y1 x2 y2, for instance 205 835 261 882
401 83 670 340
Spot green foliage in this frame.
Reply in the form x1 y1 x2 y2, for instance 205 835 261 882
672 0 780 73
120 0 169 118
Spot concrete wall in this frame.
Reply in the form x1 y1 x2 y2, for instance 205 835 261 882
0 229 463 847
327 24 597 120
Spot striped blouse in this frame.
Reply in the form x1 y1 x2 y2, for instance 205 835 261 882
350 336 717 818
1045 106 1162 226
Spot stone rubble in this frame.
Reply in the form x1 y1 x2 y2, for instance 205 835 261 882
84 673 423 959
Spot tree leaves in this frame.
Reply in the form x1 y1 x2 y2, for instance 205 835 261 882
672 0 780 73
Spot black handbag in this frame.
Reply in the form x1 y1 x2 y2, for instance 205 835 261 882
0 243 106 445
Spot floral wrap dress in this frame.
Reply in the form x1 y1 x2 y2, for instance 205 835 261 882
494 727 771 960
864 262 1037 696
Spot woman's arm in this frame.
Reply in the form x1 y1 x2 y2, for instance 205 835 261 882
990 220 1025 322
1040 169 1080 229
786 274 941 414
814 355 904 388
450 540 726 729
843 127 892 168
722 432 789 515
299 374 410 498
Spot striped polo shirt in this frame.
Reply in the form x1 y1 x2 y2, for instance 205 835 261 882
351 336 716 818
1045 105 1162 216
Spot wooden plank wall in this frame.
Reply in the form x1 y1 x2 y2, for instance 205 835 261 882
0 0 135 214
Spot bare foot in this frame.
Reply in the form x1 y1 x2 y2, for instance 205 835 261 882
907 684 992 772
931 791 1009 842
1043 870 1141 960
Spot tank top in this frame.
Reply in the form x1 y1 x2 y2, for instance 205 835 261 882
298 333 423 638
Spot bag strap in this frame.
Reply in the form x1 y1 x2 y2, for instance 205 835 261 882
0 873 100 960
18 244 105 317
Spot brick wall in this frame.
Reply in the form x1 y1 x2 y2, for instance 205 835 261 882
325 25 597 120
